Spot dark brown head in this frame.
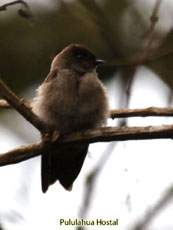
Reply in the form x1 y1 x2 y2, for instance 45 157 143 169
51 44 104 74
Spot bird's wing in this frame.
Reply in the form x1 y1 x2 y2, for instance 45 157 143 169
41 151 52 193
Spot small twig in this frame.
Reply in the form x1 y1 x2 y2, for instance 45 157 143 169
146 47 173 62
139 0 162 62
146 0 162 50
1 124 173 166
0 78 47 133
0 0 34 21
102 47 173 67
0 0 28 11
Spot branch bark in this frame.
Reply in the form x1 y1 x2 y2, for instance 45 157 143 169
0 78 47 133
110 107 173 118
0 0 34 20
0 142 43 166
1 124 173 167
0 0 29 11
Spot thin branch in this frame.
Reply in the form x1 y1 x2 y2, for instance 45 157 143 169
0 0 28 11
1 99 173 118
61 125 173 144
1 124 173 166
0 0 34 21
139 0 162 62
110 107 173 118
142 0 162 58
0 142 43 166
101 1 165 71
106 47 173 68
106 1 168 68
148 47 173 62
0 78 47 133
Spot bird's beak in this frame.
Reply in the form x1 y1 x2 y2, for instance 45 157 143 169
95 59 105 65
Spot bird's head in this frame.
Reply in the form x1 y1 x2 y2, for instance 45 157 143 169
51 44 104 74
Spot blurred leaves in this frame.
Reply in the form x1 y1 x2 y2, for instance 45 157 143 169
0 0 172 94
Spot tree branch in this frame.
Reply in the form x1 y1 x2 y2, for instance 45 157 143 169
107 47 173 68
0 99 32 109
131 185 173 230
0 78 47 133
1 98 173 118
0 0 33 21
112 0 162 69
0 142 43 166
0 0 28 11
60 125 173 144
139 0 162 62
110 107 173 118
1 124 173 166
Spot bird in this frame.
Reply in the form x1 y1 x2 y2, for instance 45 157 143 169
32 44 109 193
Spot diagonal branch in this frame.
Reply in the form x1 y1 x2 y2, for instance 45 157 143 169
139 0 162 63
0 78 47 133
1 124 173 167
131 185 173 230
0 142 43 166
0 99 31 109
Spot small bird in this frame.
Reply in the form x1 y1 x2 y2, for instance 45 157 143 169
32 44 109 193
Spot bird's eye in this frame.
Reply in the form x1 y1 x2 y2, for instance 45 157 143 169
76 54 83 59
